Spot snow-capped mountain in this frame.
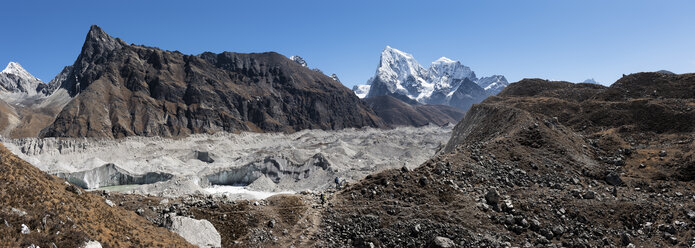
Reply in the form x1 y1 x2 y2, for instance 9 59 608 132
355 46 508 110
352 85 371 98
478 75 509 95
582 78 600 84
365 46 431 101
0 62 49 96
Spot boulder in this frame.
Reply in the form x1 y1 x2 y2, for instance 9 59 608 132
605 173 623 186
428 236 455 248
80 241 103 248
167 216 221 248
485 189 501 205
196 151 214 163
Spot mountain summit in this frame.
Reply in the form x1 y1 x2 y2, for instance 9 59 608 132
0 62 54 96
355 46 508 110
39 25 384 138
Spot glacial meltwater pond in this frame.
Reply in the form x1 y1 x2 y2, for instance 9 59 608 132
204 185 294 200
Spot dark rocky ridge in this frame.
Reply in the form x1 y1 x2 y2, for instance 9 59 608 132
41 25 384 138
364 95 465 127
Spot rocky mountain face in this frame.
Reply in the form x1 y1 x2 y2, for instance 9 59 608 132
0 62 71 138
364 95 465 127
38 25 384 138
354 46 509 110
0 62 57 97
319 72 695 247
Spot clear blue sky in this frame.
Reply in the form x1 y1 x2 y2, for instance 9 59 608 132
1 0 694 87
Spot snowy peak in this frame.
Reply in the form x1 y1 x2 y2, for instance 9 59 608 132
361 46 508 109
290 56 307 67
428 56 476 91
0 62 50 97
477 75 509 95
376 46 427 84
352 85 371 98
582 78 600 84
1 62 38 81
369 46 430 99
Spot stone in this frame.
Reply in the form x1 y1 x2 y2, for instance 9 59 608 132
686 210 695 221
583 190 596 199
80 241 103 248
66 184 83 195
429 236 455 248
11 208 27 216
419 176 429 187
196 151 214 163
501 199 514 212
485 189 501 205
167 216 222 248
552 225 565 236
659 150 667 157
605 173 623 186
104 199 115 207
20 224 30 234
620 233 632 246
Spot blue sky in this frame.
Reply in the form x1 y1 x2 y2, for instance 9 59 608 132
1 0 694 87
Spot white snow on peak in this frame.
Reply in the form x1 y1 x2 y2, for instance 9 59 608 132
2 62 39 81
363 46 510 106
434 57 455 63
352 85 371 98
428 56 476 91
477 75 509 94
371 46 432 101
366 46 491 103
582 78 599 84
289 56 308 67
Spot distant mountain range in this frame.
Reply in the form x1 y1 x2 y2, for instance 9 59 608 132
352 46 509 110
0 26 473 139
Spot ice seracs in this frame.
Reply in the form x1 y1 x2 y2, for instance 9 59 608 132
357 46 508 110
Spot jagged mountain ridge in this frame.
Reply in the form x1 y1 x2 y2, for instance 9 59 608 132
0 62 59 97
38 25 385 138
355 46 509 110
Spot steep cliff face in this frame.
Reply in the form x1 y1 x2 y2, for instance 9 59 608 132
41 26 384 138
